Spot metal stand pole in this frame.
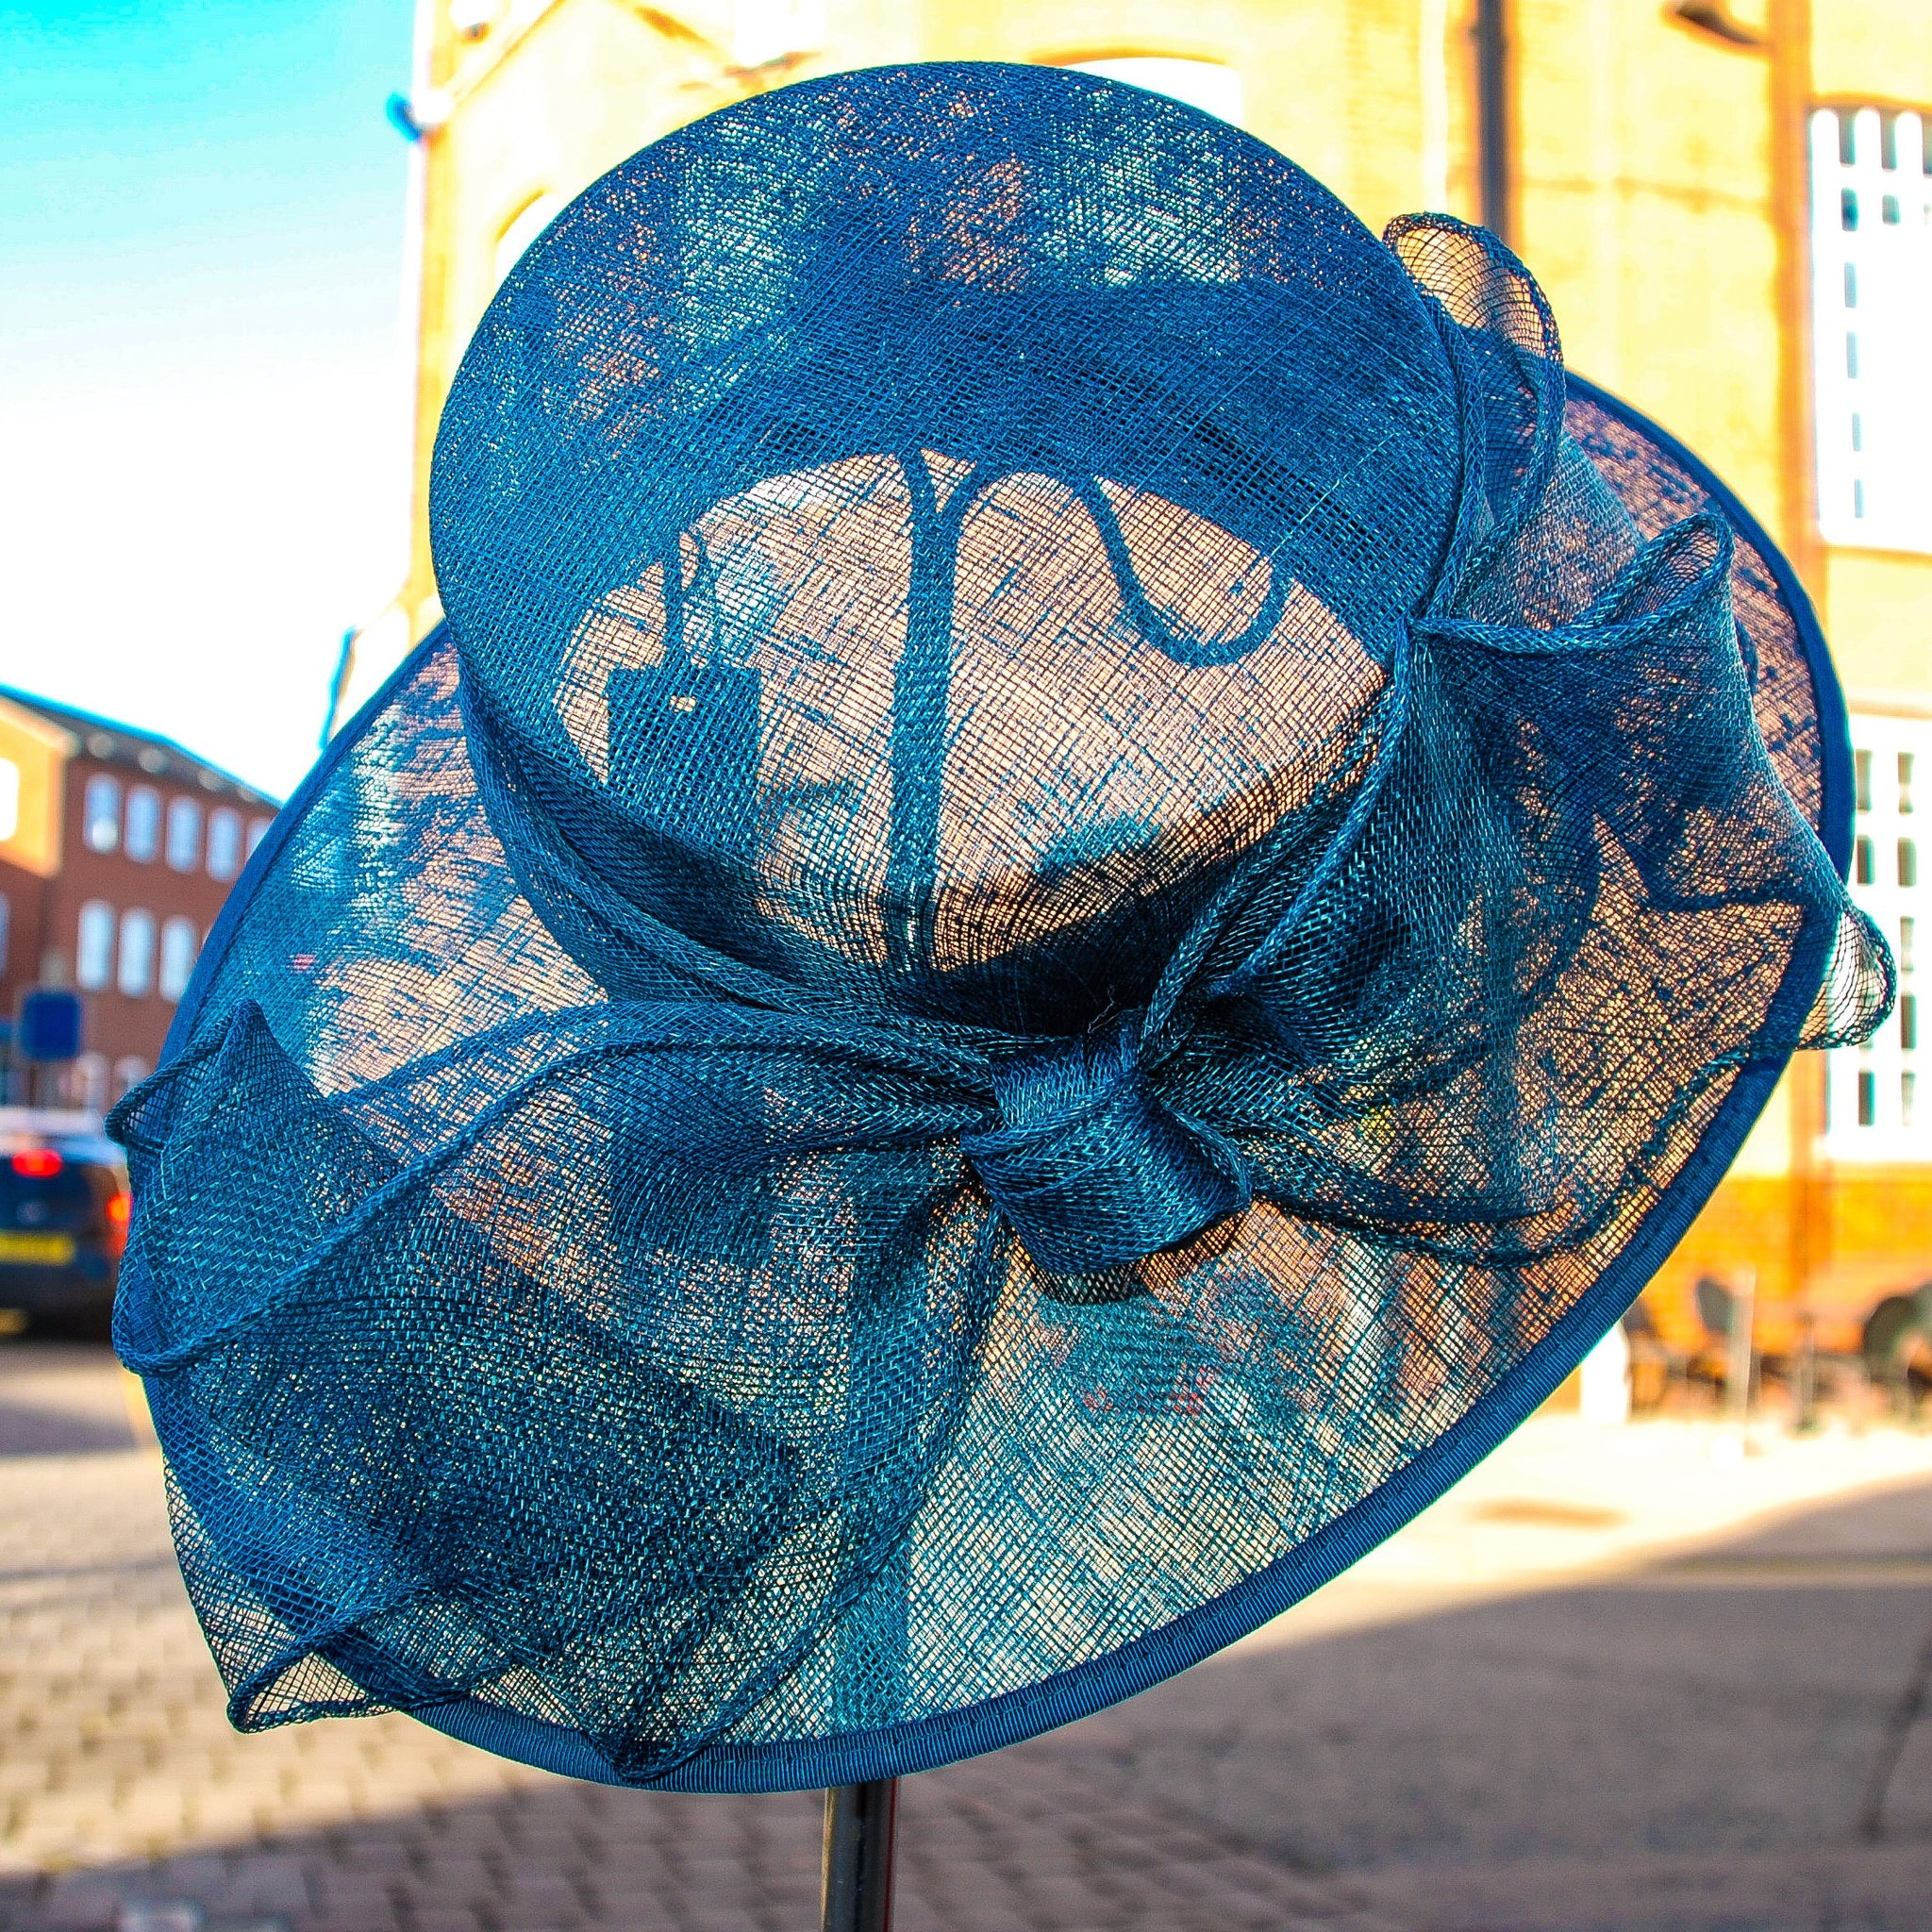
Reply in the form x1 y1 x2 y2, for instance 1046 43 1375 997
821 1779 898 1932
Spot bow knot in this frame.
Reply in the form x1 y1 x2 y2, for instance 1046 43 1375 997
959 1015 1251 1275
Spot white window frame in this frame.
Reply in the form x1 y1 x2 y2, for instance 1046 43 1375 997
1810 107 1932 554
76 900 114 991
125 785 160 863
158 916 198 1003
117 908 155 998
165 796 202 873
206 807 242 882
82 773 120 854
1827 711 1932 1159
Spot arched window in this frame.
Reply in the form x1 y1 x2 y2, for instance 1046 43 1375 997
125 786 160 862
207 808 242 882
83 774 121 853
246 815 274 858
76 901 114 991
118 908 156 997
158 916 198 1003
165 797 202 873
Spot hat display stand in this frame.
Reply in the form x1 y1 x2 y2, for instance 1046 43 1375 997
107 61 1890 1932
821 1779 897 1932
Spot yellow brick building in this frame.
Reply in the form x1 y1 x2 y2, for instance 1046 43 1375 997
341 0 1932 1359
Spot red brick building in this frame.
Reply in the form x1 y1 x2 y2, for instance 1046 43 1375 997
0 689 277 1113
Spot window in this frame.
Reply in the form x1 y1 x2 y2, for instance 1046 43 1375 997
246 815 273 858
1810 107 1932 552
125 786 159 862
76 901 114 991
117 908 155 997
165 796 201 872
0 891 9 976
158 916 197 1003
83 774 120 853
207 808 242 882
111 1056 148 1100
1831 713 1932 1156
0 758 19 845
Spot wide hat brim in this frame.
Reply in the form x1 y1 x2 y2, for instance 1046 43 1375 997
114 62 1877 1793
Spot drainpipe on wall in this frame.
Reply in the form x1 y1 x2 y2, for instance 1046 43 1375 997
1767 0 1821 591
1473 0 1512 249
1766 0 1827 1356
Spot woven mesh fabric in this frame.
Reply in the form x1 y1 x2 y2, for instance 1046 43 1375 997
113 63 1890 1792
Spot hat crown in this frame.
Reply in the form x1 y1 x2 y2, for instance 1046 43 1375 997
431 63 1468 1033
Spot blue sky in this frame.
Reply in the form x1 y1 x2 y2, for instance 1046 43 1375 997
1 0 417 801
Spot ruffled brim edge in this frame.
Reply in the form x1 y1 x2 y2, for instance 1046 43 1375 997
157 371 1850 1793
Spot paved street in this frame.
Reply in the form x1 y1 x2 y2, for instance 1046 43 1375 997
4 1344 1932 1932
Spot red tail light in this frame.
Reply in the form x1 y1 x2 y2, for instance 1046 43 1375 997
11 1149 62 1178
105 1191 131 1229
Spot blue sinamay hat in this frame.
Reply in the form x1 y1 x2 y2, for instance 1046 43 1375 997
113 62 1888 1791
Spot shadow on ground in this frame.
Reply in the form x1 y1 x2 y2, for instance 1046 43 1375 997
0 1395 135 1457
4 1349 1932 1932
0 1340 137 1457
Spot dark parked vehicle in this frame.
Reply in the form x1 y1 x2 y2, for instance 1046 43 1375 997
0 1109 129 1338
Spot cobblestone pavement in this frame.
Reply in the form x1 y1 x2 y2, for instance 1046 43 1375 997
5 1343 1932 1932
